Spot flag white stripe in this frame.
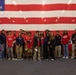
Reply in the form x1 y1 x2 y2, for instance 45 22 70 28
5 0 76 4
0 11 76 18
0 24 76 30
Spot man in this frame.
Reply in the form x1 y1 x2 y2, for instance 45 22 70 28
55 31 61 58
6 31 14 60
71 29 76 59
0 30 6 59
33 31 41 61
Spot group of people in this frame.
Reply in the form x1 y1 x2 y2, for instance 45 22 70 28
0 29 76 61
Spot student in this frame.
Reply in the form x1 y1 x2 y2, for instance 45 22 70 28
33 31 41 61
13 30 17 58
23 31 29 59
16 33 24 60
27 32 33 60
6 31 14 60
43 30 50 60
40 31 44 59
48 32 55 61
0 30 6 59
71 29 76 59
55 31 61 58
62 31 70 59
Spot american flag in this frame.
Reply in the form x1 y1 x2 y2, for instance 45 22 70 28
0 0 76 31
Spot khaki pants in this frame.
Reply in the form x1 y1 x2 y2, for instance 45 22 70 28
33 47 41 60
71 44 76 58
55 45 61 57
16 45 23 59
28 48 33 57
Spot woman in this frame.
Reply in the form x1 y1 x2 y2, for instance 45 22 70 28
48 32 55 61
62 31 70 59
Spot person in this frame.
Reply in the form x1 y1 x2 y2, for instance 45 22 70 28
40 31 44 59
6 31 14 60
13 30 17 58
62 31 70 59
0 30 6 59
71 29 76 59
33 31 41 61
48 32 55 61
55 31 61 58
16 33 24 60
27 32 33 60
43 30 50 60
23 31 29 59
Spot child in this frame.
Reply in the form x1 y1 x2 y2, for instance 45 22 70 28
6 31 14 60
16 33 24 60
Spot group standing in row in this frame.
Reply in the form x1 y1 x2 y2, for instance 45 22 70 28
0 29 76 61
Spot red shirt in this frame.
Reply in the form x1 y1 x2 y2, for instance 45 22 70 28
27 36 33 49
62 35 70 44
41 36 44 45
6 35 14 47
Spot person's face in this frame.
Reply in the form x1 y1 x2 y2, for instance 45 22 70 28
19 33 22 37
14 31 16 34
50 33 53 36
9 32 11 35
75 30 76 34
2 30 5 34
56 31 59 35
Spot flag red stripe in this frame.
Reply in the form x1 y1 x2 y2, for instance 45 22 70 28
0 17 76 24
5 4 76 11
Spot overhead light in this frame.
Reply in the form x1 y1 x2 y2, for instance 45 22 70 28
62 10 65 13
57 17 60 19
42 11 44 13
26 20 28 22
44 19 46 22
24 17 26 19
42 2 45 5
68 0 72 4
13 1 17 5
19 10 22 13
12 20 15 23
56 19 58 22
72 20 75 22
8 17 11 19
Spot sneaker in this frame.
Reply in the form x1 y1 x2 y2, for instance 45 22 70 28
63 56 65 58
47 59 49 60
71 57 74 59
66 57 68 59
8 58 11 60
38 59 41 61
33 60 37 61
12 58 15 60
51 59 54 61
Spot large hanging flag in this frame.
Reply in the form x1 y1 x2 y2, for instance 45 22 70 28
0 0 76 31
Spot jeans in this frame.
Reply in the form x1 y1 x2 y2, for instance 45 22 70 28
63 44 69 57
7 47 13 59
0 44 4 59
